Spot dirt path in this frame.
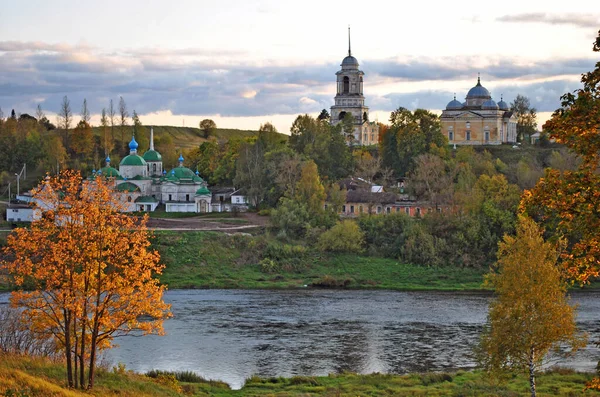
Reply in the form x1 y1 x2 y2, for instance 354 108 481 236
146 213 268 232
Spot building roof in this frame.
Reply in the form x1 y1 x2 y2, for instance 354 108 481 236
195 186 211 196
346 190 397 204
98 166 121 178
164 166 204 183
115 182 141 193
498 97 509 111
120 154 147 166
466 76 491 99
143 149 162 162
446 97 463 110
482 98 499 110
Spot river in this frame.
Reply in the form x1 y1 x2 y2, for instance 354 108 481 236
2 289 600 389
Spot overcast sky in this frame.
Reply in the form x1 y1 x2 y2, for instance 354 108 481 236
0 0 599 133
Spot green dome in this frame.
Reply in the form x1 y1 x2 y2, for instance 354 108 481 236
115 182 141 192
166 166 204 183
120 154 147 166
195 186 211 195
99 166 120 178
143 149 162 162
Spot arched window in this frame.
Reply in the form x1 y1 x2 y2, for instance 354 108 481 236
363 111 368 122
153 163 156 172
343 76 350 93
339 111 347 121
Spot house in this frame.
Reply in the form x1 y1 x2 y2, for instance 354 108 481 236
5 203 34 222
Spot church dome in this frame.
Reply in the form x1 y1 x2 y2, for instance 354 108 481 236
446 97 463 110
498 96 509 111
99 166 121 178
466 77 491 99
482 98 499 110
143 149 162 162
120 154 147 166
166 166 204 183
129 136 139 151
115 182 141 193
195 186 211 196
341 55 359 67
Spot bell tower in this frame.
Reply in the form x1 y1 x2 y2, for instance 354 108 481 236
330 27 374 145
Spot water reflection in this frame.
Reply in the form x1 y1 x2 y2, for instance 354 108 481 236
2 289 599 390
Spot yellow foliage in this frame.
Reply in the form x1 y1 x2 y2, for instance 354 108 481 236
1 171 171 390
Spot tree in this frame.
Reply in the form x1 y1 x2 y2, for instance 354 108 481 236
521 30 600 285
108 99 116 148
479 216 584 397
199 119 216 139
510 94 537 143
118 96 129 154
132 110 148 153
408 153 454 208
71 120 94 160
258 122 278 133
354 150 380 183
35 104 45 123
381 107 447 177
341 112 355 144
100 108 112 155
317 109 330 121
318 220 365 253
81 98 91 125
294 160 326 215
234 141 268 207
1 171 171 389
58 96 73 150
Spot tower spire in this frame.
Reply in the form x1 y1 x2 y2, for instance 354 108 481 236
150 127 155 151
348 25 351 56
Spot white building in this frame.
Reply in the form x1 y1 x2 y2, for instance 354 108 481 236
329 28 379 146
95 128 212 213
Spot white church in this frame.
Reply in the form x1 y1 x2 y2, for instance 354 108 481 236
95 128 213 213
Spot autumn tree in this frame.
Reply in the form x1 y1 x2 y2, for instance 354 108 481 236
100 108 113 155
1 171 171 389
479 216 585 397
108 99 116 147
521 30 600 285
295 160 326 215
199 118 216 139
70 120 94 161
81 98 91 125
58 95 73 150
118 96 129 154
408 153 454 209
510 94 537 143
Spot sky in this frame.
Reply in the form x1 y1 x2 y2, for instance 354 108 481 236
0 0 599 134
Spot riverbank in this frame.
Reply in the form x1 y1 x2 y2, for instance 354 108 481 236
153 230 488 291
1 354 598 396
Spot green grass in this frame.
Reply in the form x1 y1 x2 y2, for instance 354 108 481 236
153 231 488 291
1 355 599 396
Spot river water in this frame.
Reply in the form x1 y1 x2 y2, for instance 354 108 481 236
2 289 600 389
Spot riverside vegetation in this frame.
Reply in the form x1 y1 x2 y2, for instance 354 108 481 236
1 354 599 397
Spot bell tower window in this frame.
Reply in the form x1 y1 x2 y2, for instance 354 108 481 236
343 76 349 94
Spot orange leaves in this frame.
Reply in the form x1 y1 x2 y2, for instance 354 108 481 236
0 170 171 389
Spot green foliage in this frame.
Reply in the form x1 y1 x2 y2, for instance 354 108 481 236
381 107 447 177
289 114 352 180
317 220 365 253
269 198 311 239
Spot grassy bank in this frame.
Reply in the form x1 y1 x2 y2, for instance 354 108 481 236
153 231 487 291
1 354 598 396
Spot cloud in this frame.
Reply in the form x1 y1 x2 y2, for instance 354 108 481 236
0 40 594 123
497 13 600 28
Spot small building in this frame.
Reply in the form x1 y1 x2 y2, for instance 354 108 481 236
6 203 34 222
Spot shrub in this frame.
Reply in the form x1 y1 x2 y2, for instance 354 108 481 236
259 258 279 274
269 198 310 239
310 275 353 288
317 220 365 253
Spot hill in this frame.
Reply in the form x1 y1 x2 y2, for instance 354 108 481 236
46 125 267 151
